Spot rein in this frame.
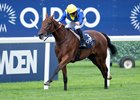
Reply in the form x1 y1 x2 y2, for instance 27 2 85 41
52 24 62 33
43 24 62 41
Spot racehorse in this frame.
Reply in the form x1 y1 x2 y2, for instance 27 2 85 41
38 14 117 90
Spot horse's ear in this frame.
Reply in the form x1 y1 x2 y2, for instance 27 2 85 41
50 14 54 19
46 13 49 18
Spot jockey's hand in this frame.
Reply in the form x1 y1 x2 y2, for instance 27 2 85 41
75 22 80 26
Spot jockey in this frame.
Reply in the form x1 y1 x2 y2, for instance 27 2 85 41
59 4 86 48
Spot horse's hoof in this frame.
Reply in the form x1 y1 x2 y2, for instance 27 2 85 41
64 87 67 91
104 87 109 89
64 89 67 91
107 76 112 80
44 82 50 86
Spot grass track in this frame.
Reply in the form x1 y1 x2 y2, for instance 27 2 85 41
0 61 140 100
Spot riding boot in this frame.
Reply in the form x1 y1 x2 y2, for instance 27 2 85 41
75 29 86 48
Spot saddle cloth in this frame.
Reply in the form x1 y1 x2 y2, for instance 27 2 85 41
82 32 95 48
70 29 95 49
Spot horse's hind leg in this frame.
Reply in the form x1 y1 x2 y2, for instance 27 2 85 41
102 64 108 89
62 66 68 91
97 58 108 89
88 55 108 89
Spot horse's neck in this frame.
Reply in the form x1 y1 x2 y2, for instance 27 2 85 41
52 27 66 43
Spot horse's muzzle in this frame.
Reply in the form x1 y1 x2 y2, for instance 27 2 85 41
38 34 44 40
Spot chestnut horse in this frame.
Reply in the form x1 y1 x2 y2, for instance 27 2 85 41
38 15 117 90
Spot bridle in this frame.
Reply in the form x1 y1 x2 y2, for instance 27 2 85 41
51 23 62 33
40 22 63 41
42 22 62 33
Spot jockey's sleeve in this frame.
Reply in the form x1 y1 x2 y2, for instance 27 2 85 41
59 11 67 23
78 9 84 25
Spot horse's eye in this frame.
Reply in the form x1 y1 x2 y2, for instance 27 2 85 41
48 22 51 26
44 23 51 29
46 23 51 28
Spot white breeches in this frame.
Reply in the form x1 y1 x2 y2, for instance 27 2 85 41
65 18 86 30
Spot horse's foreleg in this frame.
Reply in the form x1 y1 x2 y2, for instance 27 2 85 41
62 66 68 91
44 67 60 86
45 54 71 90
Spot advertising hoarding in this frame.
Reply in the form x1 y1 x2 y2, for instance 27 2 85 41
0 0 140 37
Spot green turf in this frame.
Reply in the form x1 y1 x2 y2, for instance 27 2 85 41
0 61 140 100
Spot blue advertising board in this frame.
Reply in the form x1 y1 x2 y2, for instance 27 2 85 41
0 42 58 82
0 0 140 37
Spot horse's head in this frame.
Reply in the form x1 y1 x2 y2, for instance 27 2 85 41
38 14 54 40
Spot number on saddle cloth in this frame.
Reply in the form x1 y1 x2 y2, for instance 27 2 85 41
83 32 95 48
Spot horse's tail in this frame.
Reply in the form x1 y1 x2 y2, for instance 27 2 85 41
101 32 117 56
